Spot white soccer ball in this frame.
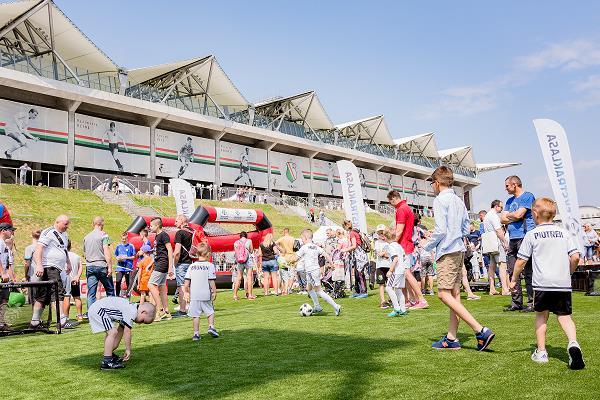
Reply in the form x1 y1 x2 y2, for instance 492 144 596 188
299 303 313 317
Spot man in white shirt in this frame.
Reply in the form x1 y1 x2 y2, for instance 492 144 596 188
30 215 78 330
19 163 32 185
482 200 510 295
295 229 340 316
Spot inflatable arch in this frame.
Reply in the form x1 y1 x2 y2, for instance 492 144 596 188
126 205 273 254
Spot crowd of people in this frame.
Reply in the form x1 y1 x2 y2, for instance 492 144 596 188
0 166 590 371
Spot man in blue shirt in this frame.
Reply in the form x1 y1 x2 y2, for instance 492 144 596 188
501 175 536 312
115 233 136 298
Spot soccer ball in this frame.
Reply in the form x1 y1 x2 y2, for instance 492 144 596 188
299 303 313 317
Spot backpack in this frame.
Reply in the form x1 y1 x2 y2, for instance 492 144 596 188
353 228 372 253
234 238 249 264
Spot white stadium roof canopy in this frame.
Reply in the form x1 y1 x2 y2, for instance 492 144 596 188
254 91 334 131
128 56 248 108
438 146 476 169
335 115 394 146
475 162 522 172
393 132 439 158
0 0 120 75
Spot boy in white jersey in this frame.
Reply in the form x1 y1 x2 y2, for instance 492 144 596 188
383 229 408 317
183 243 219 341
510 198 584 370
88 296 155 370
374 224 391 309
295 229 341 316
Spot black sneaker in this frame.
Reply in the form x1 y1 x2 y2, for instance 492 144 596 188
172 311 188 318
101 360 125 370
520 306 534 313
568 345 585 370
503 305 523 312
112 353 124 363
28 321 48 331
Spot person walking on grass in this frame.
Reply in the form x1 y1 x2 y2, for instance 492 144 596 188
387 190 429 309
30 216 79 330
148 218 174 321
258 233 281 296
482 200 511 296
63 240 84 322
501 175 536 312
425 166 495 351
509 198 584 369
233 232 255 300
84 217 115 312
173 215 194 316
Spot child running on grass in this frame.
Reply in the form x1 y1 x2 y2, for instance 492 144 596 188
510 197 585 369
384 228 408 317
88 296 155 370
425 166 495 351
183 242 219 341
136 244 154 304
295 229 341 316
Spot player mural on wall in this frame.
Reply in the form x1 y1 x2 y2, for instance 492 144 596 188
234 147 253 187
178 137 194 178
101 122 128 173
411 179 419 203
327 162 335 195
3 108 39 159
358 168 367 196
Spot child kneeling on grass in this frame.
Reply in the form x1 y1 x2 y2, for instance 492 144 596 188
183 242 219 341
88 296 155 370
510 197 585 370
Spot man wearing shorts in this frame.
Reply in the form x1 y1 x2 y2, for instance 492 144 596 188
173 215 194 317
149 218 174 320
29 215 79 330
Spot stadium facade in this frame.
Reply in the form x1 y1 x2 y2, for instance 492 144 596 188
0 0 517 211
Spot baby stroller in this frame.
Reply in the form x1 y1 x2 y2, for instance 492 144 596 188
322 249 346 299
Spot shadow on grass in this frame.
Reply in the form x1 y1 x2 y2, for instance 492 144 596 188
67 328 409 398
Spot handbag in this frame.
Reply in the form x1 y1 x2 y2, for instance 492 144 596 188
481 230 499 255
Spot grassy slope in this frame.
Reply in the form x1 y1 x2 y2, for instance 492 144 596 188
0 184 133 277
2 291 599 399
325 210 435 231
132 196 314 237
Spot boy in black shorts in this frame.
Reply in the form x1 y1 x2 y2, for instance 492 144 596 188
510 197 584 369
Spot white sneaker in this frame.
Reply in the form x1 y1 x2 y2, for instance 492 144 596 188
531 349 549 364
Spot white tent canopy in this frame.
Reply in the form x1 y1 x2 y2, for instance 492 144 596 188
0 0 119 74
476 162 521 173
335 115 394 146
438 146 476 169
393 132 439 158
128 55 248 108
254 91 334 131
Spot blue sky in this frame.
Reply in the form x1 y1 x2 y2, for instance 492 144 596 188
57 0 600 210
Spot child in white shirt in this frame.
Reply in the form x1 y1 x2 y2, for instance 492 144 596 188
183 243 219 341
384 229 408 317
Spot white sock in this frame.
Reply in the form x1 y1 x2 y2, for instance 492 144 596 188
395 288 406 312
317 290 339 310
194 331 199 336
568 340 580 348
386 286 400 310
31 307 43 322
308 290 320 308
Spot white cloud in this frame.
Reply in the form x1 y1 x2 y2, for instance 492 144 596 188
517 40 600 71
575 159 600 170
568 74 600 109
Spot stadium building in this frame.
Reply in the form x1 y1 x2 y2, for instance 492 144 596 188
0 0 518 212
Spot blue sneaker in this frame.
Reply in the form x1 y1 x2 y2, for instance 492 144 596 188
387 310 399 317
432 335 461 350
349 293 358 298
207 327 219 338
356 293 368 299
475 327 495 351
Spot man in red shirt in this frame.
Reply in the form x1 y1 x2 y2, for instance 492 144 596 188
387 190 428 309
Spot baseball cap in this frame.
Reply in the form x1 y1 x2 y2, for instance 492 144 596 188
0 222 16 231
140 244 152 253
375 224 386 232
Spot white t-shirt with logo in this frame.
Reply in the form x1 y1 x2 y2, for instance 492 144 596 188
296 243 323 273
517 224 579 292
185 261 216 301
68 251 81 280
38 227 69 270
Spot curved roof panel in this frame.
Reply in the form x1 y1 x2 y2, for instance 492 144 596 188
335 115 394 146
393 132 439 158
254 91 334 131
438 146 476 169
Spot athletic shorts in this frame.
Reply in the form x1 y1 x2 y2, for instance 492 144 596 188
175 263 190 287
108 142 119 152
305 269 322 287
375 267 389 285
279 268 292 282
386 272 406 289
484 253 500 264
534 290 572 315
436 252 464 290
188 300 214 318
422 260 435 276
149 271 167 286
89 311 127 334
34 267 65 305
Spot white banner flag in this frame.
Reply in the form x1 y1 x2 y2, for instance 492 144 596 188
169 178 196 218
336 160 368 233
533 119 585 251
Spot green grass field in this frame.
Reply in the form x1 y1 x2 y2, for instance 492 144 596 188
2 290 598 399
